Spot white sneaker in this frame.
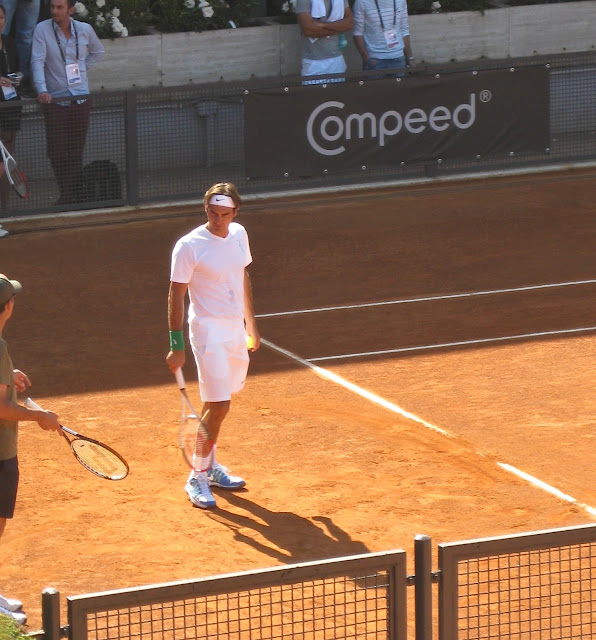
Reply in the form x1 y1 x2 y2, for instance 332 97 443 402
0 594 23 612
207 462 246 489
0 225 8 238
185 473 216 509
0 605 27 626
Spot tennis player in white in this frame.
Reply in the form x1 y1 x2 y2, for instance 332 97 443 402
166 182 260 509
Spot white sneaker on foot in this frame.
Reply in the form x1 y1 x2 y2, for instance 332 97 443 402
185 473 216 509
0 605 27 626
0 225 8 238
207 462 246 489
0 594 23 612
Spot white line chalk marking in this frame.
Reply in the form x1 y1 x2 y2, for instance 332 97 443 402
256 279 596 319
498 464 596 517
262 338 453 438
262 338 596 519
309 326 596 362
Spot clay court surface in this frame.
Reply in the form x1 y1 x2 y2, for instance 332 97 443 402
1 168 595 629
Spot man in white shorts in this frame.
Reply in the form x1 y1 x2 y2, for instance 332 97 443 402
166 182 260 509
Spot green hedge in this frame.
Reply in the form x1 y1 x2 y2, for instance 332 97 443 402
73 0 259 35
0 615 28 640
71 0 593 35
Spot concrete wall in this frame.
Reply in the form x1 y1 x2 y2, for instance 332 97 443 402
89 1 596 90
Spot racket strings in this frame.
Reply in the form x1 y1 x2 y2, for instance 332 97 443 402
179 398 214 472
193 425 214 473
6 157 27 197
71 439 128 480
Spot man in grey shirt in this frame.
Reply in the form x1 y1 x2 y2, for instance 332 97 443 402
296 0 353 84
31 0 104 205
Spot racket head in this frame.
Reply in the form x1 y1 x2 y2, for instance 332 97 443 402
24 397 128 480
179 412 214 472
5 156 28 199
67 434 129 480
175 370 214 472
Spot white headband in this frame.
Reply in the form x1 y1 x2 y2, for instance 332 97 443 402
209 194 235 208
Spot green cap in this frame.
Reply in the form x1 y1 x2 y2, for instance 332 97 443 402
0 274 22 305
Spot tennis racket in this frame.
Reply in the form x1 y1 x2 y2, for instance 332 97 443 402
0 140 28 199
24 398 129 480
174 368 214 472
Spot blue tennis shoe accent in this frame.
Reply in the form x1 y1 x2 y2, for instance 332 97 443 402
0 595 23 612
0 606 27 626
185 473 217 509
207 463 246 489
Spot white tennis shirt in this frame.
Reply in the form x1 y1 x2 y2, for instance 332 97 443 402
170 222 252 344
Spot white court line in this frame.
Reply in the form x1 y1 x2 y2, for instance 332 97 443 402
262 338 596 519
256 279 596 318
309 325 596 362
498 465 596 518
262 338 454 438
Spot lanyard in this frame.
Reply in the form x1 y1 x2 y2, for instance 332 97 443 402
1 44 11 76
372 0 397 30
53 20 79 65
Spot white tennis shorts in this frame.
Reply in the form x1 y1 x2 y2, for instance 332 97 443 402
190 332 249 402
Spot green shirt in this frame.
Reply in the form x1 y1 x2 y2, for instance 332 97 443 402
0 338 18 460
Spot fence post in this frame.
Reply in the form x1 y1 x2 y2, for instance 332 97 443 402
415 534 433 640
41 588 61 640
124 89 139 206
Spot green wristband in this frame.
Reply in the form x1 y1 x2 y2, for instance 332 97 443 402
169 330 185 351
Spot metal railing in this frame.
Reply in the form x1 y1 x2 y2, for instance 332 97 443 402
439 523 596 640
28 523 596 640
2 50 595 219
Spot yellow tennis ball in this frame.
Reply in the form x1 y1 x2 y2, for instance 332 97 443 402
246 335 255 350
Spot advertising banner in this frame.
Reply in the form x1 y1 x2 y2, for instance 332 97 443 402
244 67 549 177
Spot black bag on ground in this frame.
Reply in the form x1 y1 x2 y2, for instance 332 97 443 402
76 160 122 203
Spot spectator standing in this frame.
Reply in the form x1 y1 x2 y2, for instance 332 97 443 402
1 0 39 94
353 0 413 73
0 3 23 221
0 274 61 625
296 0 353 84
31 0 104 205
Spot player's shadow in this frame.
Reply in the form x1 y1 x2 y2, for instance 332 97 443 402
207 492 369 564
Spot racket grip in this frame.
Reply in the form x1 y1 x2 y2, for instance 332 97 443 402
24 397 44 411
174 368 185 390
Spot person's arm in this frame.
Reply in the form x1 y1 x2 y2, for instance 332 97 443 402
0 382 60 431
165 281 189 372
0 75 14 91
243 270 260 352
297 11 338 38
31 24 51 102
322 6 354 33
84 26 105 68
354 35 369 64
403 34 413 64
12 369 30 394
352 2 369 64
400 2 413 63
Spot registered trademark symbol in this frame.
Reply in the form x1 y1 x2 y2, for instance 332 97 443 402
480 90 492 103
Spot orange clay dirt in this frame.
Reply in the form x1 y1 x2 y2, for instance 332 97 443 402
1 168 595 629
